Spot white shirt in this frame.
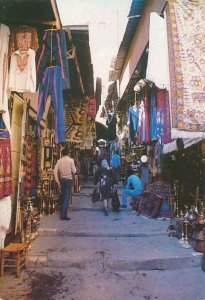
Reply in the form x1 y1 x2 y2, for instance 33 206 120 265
8 48 36 93
54 156 77 185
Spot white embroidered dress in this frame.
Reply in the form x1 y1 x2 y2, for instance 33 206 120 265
8 48 36 93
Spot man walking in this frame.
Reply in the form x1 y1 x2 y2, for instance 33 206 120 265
54 148 76 220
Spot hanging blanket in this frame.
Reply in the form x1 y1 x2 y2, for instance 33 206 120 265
64 102 88 143
166 0 205 138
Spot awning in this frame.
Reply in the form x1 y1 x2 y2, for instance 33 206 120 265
0 0 61 28
104 81 118 112
163 138 204 154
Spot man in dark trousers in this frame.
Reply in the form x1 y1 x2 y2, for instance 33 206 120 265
54 148 76 220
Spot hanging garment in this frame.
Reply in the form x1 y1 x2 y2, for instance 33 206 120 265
0 24 11 133
146 12 169 89
128 106 139 142
150 87 157 141
8 48 36 93
106 113 117 141
0 138 12 200
144 89 150 143
87 98 96 120
37 66 65 144
36 29 70 90
156 89 172 144
9 25 39 55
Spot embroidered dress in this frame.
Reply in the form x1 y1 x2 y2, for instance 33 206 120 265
8 48 36 93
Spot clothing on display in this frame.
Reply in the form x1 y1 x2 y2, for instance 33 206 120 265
127 105 139 142
106 113 117 141
37 65 65 144
0 24 11 133
156 89 172 144
150 87 157 141
8 48 36 93
0 138 12 200
36 29 70 90
87 98 96 120
9 25 39 55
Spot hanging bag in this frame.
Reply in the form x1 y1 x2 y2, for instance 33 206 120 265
91 188 100 203
111 189 120 211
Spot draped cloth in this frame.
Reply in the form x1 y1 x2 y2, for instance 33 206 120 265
166 0 205 138
64 102 88 143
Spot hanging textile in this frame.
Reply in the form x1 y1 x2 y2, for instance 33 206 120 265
0 138 12 200
149 87 157 141
87 98 96 121
64 101 88 143
156 89 172 144
144 89 150 143
0 24 11 133
166 0 205 138
106 113 117 141
37 66 65 144
8 48 36 93
146 12 169 89
127 105 139 142
36 29 70 90
9 25 39 55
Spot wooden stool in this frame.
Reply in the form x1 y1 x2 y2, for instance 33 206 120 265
0 243 28 278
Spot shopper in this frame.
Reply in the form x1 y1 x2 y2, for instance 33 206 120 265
94 167 117 216
92 148 100 178
110 149 121 182
54 148 76 220
121 168 143 208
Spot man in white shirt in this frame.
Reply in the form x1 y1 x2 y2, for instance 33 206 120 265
54 148 76 220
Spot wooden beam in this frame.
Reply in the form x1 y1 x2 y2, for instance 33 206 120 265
50 0 61 29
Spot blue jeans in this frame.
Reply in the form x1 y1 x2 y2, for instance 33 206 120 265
122 188 142 206
60 178 72 219
36 66 65 144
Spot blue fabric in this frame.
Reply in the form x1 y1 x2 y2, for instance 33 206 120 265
60 178 72 219
128 106 139 134
37 66 65 144
36 29 70 90
150 89 157 140
122 175 142 205
111 154 120 168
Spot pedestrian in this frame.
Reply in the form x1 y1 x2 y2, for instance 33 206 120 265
110 149 121 182
54 147 76 220
121 167 143 208
94 167 117 216
92 148 100 178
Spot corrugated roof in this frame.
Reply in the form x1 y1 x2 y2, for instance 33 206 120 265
109 0 147 81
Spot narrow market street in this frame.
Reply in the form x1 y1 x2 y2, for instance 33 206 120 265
0 182 205 300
